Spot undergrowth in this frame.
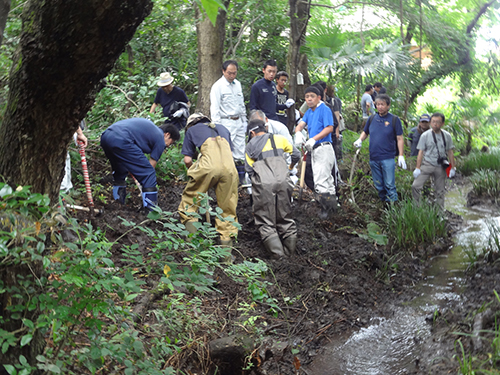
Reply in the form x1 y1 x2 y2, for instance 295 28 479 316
469 169 500 199
381 198 447 250
459 148 500 176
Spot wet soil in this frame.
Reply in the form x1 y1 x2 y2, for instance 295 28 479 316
68 147 500 375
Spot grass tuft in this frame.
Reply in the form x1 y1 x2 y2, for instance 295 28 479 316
381 198 447 250
469 169 500 199
459 148 500 176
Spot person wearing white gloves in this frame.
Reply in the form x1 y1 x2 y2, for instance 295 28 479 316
294 86 337 219
150 72 191 130
412 112 456 209
353 94 406 203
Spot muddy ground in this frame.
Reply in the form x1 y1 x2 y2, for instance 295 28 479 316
68 144 499 375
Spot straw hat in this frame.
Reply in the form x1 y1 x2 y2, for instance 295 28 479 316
157 72 174 87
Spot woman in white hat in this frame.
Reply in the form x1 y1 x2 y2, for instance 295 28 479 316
150 72 190 130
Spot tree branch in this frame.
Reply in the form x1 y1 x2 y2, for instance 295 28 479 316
467 0 496 34
106 84 141 112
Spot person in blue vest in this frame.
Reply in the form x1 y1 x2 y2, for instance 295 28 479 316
150 72 190 130
101 118 180 211
250 60 294 121
353 94 406 203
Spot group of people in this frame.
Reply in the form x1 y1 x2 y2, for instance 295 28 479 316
355 87 456 209
96 64 456 262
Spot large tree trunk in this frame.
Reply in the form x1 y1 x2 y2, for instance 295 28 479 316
0 0 10 47
0 0 152 369
287 0 310 134
195 4 228 116
0 0 152 204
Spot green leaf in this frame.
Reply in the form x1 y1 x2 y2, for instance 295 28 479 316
0 185 13 197
20 334 32 347
133 340 144 357
3 365 16 375
44 364 61 374
200 0 225 26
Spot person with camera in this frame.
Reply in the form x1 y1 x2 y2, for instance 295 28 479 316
412 112 456 209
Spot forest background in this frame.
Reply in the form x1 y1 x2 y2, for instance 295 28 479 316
0 0 500 374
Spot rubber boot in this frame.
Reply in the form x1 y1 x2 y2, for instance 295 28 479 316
235 161 246 185
282 235 297 256
319 193 337 219
220 237 234 264
141 187 158 212
263 235 285 260
112 181 127 204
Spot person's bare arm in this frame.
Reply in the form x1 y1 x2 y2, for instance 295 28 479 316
312 125 333 141
447 149 456 169
397 135 404 156
76 127 87 147
150 103 158 114
416 150 424 169
295 120 306 133
184 156 193 169
149 158 157 168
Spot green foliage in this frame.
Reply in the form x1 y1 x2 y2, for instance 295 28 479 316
460 149 500 176
381 199 447 250
469 169 500 199
157 138 187 182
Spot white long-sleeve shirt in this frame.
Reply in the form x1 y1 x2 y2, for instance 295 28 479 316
210 76 247 123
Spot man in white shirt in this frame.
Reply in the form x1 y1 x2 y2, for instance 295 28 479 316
210 60 247 183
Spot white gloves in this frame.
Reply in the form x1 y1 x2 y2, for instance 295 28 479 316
285 98 295 108
338 134 343 141
413 168 421 179
304 138 316 152
353 138 362 148
289 166 298 176
172 109 183 118
294 132 305 148
398 156 407 170
290 175 299 185
449 168 456 178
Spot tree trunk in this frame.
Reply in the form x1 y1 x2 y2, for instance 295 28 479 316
287 0 310 134
0 0 152 204
0 0 10 47
195 4 228 116
0 0 152 369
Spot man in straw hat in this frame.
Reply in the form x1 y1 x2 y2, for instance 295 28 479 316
150 72 190 130
178 113 239 250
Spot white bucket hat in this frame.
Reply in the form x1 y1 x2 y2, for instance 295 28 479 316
157 72 174 87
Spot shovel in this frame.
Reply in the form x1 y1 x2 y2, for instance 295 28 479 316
78 140 95 218
349 148 361 205
298 151 308 204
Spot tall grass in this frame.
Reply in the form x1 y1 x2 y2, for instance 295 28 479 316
459 148 500 176
381 199 447 249
469 169 500 199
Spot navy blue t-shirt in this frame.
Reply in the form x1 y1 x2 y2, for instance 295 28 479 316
250 78 278 121
106 118 166 161
154 86 189 118
181 122 234 157
363 113 403 161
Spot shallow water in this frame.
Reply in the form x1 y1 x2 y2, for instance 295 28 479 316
308 188 500 375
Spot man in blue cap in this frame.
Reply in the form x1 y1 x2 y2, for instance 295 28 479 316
408 114 431 157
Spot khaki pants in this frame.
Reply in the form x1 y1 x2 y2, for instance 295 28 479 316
179 136 239 241
412 160 447 209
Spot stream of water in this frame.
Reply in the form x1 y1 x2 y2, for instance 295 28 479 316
308 188 500 375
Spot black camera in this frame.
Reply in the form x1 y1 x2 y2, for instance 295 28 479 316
438 156 450 168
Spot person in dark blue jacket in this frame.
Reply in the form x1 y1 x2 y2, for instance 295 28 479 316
101 118 179 211
250 60 294 121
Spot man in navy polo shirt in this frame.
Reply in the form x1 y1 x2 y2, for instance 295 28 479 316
101 118 179 211
353 94 406 203
294 86 337 219
250 60 294 121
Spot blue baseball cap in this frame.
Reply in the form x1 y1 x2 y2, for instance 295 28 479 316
420 114 430 122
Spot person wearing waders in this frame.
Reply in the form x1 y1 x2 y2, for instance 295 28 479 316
178 113 239 250
294 86 338 219
245 119 300 259
100 118 179 211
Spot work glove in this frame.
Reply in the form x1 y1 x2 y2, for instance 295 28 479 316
289 166 298 176
285 98 295 108
304 138 316 152
353 138 362 148
449 168 456 178
338 134 343 141
290 175 299 185
172 109 183 118
294 132 305 148
413 168 421 179
398 156 407 170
